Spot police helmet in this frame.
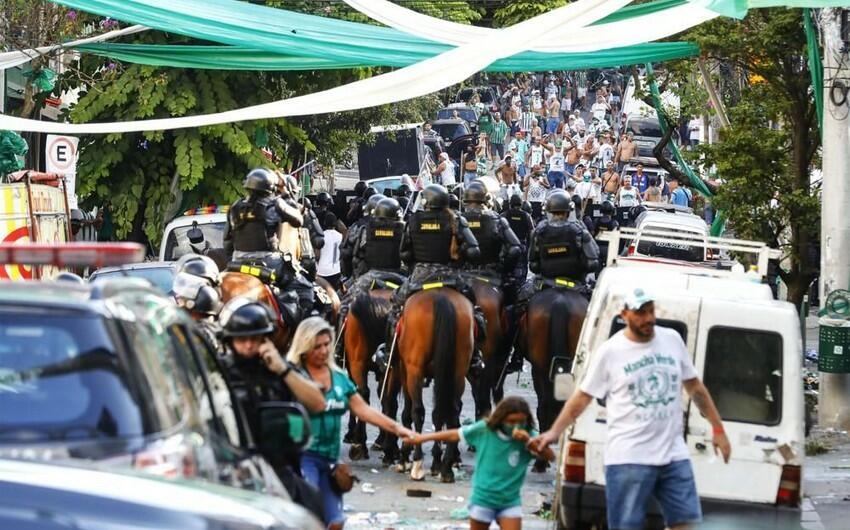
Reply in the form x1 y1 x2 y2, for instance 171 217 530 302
363 193 383 217
175 254 221 287
302 197 312 210
55 271 84 284
463 182 488 204
448 193 460 211
243 168 275 195
521 200 533 214
174 273 222 316
354 181 367 196
509 194 522 209
362 186 378 200
221 301 275 338
421 184 449 211
396 184 412 198
601 201 615 216
315 192 332 207
374 197 401 220
544 191 574 214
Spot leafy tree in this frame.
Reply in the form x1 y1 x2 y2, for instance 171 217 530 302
491 0 568 27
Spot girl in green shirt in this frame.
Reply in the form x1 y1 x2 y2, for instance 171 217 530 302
407 396 554 530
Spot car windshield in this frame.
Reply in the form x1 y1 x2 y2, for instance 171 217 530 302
635 225 706 262
437 108 478 123
434 122 471 143
626 118 663 138
91 267 174 294
0 314 147 443
367 178 401 194
163 222 225 261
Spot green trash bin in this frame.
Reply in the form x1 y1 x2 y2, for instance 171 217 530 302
818 317 850 373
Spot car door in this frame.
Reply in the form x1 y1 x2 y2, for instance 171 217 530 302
686 300 792 504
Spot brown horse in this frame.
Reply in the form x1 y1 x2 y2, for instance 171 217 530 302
396 287 474 483
341 289 398 463
220 272 291 351
466 275 507 419
517 287 588 472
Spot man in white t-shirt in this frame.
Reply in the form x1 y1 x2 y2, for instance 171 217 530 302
530 288 730 530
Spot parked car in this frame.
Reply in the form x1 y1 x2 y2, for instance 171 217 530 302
455 86 499 111
0 246 310 502
431 118 473 148
556 231 801 530
437 103 480 131
88 260 177 295
0 458 322 530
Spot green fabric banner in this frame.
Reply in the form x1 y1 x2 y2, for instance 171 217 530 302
804 8 824 135
76 41 700 72
698 0 850 19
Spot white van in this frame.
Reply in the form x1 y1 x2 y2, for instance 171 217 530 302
629 210 710 262
554 231 803 530
159 211 228 262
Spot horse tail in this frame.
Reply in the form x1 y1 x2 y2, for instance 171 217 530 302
349 292 392 352
432 293 457 422
548 292 571 369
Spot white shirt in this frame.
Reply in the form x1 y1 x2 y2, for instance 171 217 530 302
591 102 608 121
317 229 342 277
617 186 641 207
549 151 566 172
440 159 456 186
599 143 615 167
580 327 698 466
528 145 545 167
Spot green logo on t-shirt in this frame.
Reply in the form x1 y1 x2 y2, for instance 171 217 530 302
625 353 679 408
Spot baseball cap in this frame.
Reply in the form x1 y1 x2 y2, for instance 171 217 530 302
623 288 654 310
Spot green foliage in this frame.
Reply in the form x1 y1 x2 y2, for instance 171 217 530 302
492 0 568 27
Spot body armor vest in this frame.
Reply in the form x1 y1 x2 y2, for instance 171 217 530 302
538 222 583 279
230 197 275 253
409 210 453 264
505 208 531 243
364 219 403 270
463 210 500 265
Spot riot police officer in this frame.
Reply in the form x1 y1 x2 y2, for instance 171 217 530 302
584 200 619 267
223 168 315 328
461 181 522 283
379 184 485 374
314 191 348 237
352 197 405 278
502 194 535 303
218 299 325 520
176 253 221 287
339 191 382 279
346 181 369 225
173 271 223 352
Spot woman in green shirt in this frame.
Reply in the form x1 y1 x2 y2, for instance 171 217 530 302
407 396 555 530
287 317 414 530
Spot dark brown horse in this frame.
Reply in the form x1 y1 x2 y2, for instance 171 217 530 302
517 287 588 471
341 289 398 463
467 276 508 419
396 287 474 483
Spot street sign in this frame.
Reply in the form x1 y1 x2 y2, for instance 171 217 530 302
45 134 79 209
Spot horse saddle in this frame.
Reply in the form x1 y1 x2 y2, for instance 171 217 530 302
227 260 278 285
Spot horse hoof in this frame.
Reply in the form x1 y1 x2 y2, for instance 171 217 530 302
370 441 383 452
410 460 426 481
343 432 354 444
349 444 369 461
532 460 549 473
440 473 455 484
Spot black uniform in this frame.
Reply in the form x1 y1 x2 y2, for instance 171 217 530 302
339 216 368 278
528 217 599 280
462 206 522 276
219 351 324 522
353 215 405 277
584 213 618 269
502 204 535 303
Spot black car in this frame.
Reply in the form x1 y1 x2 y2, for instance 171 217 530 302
431 118 473 148
437 104 480 130
0 458 322 529
455 86 499 111
0 278 307 499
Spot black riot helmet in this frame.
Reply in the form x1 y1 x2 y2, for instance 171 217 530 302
545 190 574 214
302 197 313 210
175 254 221 287
315 192 332 207
396 183 412 198
463 182 488 204
509 194 522 209
363 193 383 217
362 186 378 201
521 200 533 214
448 193 460 211
174 273 222 317
421 184 449 211
374 197 401 220
354 181 367 196
221 301 275 338
243 168 275 196
601 200 615 216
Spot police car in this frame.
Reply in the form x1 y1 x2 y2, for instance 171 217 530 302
0 243 310 503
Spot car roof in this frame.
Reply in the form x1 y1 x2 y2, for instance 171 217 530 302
165 213 227 227
432 118 469 125
91 261 176 275
636 211 707 232
0 458 320 530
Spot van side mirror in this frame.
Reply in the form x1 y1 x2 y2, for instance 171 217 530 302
187 222 205 244
258 401 312 454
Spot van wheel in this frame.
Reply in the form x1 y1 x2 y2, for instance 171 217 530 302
556 502 601 530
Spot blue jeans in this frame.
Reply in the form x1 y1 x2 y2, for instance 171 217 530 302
301 452 344 526
548 170 566 189
605 460 702 530
546 117 560 135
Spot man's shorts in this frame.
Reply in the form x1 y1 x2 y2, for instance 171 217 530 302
605 459 702 530
548 170 566 189
468 503 523 524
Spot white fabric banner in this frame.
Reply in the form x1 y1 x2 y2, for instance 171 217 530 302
342 0 718 53
0 0 630 135
0 25 147 71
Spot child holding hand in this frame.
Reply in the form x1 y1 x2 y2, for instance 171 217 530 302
406 396 555 530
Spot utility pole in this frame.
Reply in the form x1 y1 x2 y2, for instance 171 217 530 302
819 7 850 431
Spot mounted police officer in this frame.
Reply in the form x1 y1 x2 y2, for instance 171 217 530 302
461 181 522 286
340 191 382 280
314 191 348 237
502 193 535 304
223 168 315 329
352 197 406 279
377 184 486 375
346 181 369 225
218 299 326 521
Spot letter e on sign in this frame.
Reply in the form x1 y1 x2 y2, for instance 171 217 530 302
45 135 79 173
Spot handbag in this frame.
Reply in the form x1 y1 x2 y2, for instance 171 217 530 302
329 462 358 494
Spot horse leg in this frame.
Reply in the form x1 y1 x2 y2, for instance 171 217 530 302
430 398 444 477
397 391 414 472
380 367 401 465
440 378 465 483
409 378 427 481
348 383 370 461
530 363 552 473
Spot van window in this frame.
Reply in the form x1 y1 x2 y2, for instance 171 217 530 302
626 118 663 138
610 316 687 342
703 327 782 425
635 226 705 262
